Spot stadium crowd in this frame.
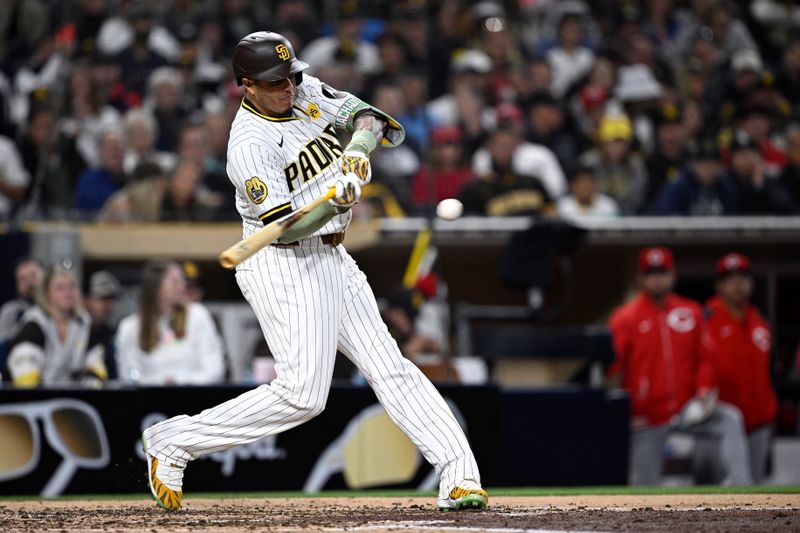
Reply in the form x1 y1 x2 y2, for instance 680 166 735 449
1 0 800 222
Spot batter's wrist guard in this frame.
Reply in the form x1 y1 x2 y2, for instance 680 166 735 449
335 97 406 148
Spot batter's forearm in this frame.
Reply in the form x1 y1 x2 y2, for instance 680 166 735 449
277 202 343 243
348 114 385 154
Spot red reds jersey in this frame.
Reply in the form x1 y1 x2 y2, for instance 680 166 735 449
705 296 777 432
609 292 716 426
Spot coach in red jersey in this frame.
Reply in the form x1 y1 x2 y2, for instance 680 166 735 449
609 247 752 485
706 253 777 482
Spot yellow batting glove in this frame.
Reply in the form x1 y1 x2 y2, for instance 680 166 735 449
341 151 372 184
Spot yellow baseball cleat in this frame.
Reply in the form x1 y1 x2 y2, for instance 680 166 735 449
142 435 184 511
437 485 489 511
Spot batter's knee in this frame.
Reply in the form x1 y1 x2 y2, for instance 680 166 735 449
288 393 328 419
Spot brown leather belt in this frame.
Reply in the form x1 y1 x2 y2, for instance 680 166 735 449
272 232 345 248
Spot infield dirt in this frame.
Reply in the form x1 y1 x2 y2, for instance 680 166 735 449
0 494 798 532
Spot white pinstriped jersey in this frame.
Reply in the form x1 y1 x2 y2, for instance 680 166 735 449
226 75 355 243
144 75 483 506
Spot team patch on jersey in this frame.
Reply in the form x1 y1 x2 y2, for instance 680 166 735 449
246 176 268 204
307 103 320 120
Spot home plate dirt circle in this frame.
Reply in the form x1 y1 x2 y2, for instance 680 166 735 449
0 494 798 532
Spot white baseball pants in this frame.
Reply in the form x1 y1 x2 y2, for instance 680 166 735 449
144 238 481 498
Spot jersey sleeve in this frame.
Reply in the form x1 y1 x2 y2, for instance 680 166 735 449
7 321 45 387
298 75 362 132
227 131 294 225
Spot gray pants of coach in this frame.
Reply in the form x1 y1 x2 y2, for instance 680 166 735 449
631 402 754 485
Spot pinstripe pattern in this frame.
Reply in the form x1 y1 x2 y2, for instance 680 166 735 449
142 76 482 502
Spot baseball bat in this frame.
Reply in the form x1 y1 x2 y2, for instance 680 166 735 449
218 188 337 269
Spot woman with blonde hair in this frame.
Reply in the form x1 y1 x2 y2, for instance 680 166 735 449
5 264 107 387
115 260 224 385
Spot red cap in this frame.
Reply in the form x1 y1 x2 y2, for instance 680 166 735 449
495 102 524 125
431 126 463 145
638 247 674 273
716 253 751 277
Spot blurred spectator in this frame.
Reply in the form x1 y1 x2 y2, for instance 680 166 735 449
608 246 752 485
511 55 554 102
776 36 800 115
96 0 181 62
412 126 474 208
674 0 757 61
5 264 107 388
382 285 458 384
0 257 43 345
705 253 777 483
613 65 664 152
579 113 649 214
368 83 420 210
74 127 127 211
427 50 493 140
115 260 224 385
731 102 787 177
99 161 167 222
727 132 795 215
18 103 82 215
66 62 121 169
546 12 595 99
146 66 187 152
10 34 70 127
0 0 49 73
84 270 122 380
301 4 381 82
523 91 580 171
473 104 566 199
623 31 674 88
645 104 687 206
111 3 169 98
362 31 407 101
398 70 429 153
0 135 29 220
122 108 175 175
556 166 619 221
569 56 614 143
476 22 521 104
654 137 736 215
640 0 686 64
159 159 219 221
460 126 552 216
779 126 800 209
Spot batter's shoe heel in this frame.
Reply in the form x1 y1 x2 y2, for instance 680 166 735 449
437 485 489 511
142 433 184 511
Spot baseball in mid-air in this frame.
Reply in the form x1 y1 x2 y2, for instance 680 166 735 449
436 198 464 220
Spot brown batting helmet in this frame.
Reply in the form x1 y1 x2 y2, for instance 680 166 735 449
232 31 309 86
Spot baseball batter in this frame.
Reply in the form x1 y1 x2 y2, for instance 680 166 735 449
142 31 487 513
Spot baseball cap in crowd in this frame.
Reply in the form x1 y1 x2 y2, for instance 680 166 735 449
638 247 674 274
716 253 751 278
495 102 524 127
431 126 463 145
598 114 633 142
578 86 608 112
450 49 492 75
89 271 121 299
614 64 663 102
731 49 763 74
